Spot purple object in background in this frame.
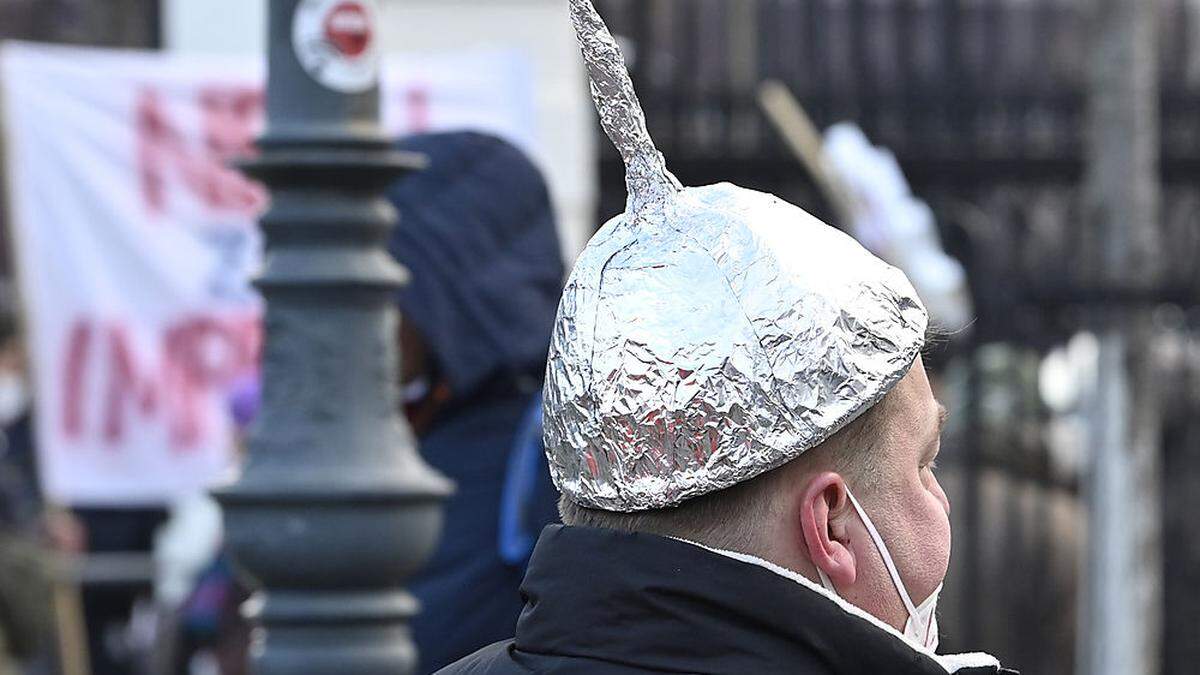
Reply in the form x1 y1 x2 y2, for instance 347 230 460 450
227 374 261 430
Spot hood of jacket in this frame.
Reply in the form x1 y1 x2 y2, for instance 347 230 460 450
388 131 565 399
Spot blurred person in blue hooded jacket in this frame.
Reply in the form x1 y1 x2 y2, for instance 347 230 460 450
387 131 565 674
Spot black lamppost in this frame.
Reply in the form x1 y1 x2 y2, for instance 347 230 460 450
215 1 452 673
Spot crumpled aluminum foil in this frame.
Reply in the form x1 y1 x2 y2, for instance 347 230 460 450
547 0 928 512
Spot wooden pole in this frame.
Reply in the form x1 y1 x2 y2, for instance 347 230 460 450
51 576 90 675
756 80 857 227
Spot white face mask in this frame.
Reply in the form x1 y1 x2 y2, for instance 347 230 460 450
401 376 430 405
816 487 942 652
0 373 28 428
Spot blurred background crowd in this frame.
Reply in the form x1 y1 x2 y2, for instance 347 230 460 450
0 1 1196 675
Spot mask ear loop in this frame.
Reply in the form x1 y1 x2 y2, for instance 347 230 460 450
816 567 837 592
844 488 921 620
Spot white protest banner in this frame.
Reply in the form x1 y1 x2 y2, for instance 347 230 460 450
0 41 538 505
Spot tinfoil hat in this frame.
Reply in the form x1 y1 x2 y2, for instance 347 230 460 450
545 0 928 512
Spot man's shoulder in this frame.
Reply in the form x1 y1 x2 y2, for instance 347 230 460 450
431 631 1018 675
434 638 702 675
435 640 519 675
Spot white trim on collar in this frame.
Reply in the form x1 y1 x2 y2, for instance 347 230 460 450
672 538 1001 674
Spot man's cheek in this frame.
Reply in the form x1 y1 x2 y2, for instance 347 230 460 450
928 497 953 582
913 490 953 584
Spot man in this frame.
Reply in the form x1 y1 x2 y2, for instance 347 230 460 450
387 131 565 673
435 2 1015 673
0 294 52 674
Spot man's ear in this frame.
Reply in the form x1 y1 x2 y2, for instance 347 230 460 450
799 472 857 588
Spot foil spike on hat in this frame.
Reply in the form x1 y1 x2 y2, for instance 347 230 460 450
568 0 681 214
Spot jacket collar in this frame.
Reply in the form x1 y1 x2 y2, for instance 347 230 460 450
515 525 1004 675
689 540 1003 674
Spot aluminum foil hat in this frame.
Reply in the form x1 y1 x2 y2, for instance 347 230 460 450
545 0 929 512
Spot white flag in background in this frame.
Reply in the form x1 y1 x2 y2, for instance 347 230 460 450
0 41 537 505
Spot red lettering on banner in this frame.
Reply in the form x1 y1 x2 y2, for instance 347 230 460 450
198 86 263 165
163 316 257 448
406 85 430 133
60 314 262 451
104 324 159 443
62 320 92 439
136 86 267 217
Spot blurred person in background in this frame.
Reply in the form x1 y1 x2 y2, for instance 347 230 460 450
386 131 565 674
73 509 166 675
0 282 84 674
161 374 258 675
0 285 169 675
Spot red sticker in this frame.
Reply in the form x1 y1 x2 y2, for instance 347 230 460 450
323 2 372 59
293 0 381 93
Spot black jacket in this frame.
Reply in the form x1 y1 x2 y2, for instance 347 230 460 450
438 525 1015 675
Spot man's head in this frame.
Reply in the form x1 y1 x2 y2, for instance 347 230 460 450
560 354 951 632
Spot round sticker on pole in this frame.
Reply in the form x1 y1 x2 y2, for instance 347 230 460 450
292 0 380 94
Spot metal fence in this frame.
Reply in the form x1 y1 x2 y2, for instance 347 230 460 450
595 1 1200 673
596 0 1200 160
